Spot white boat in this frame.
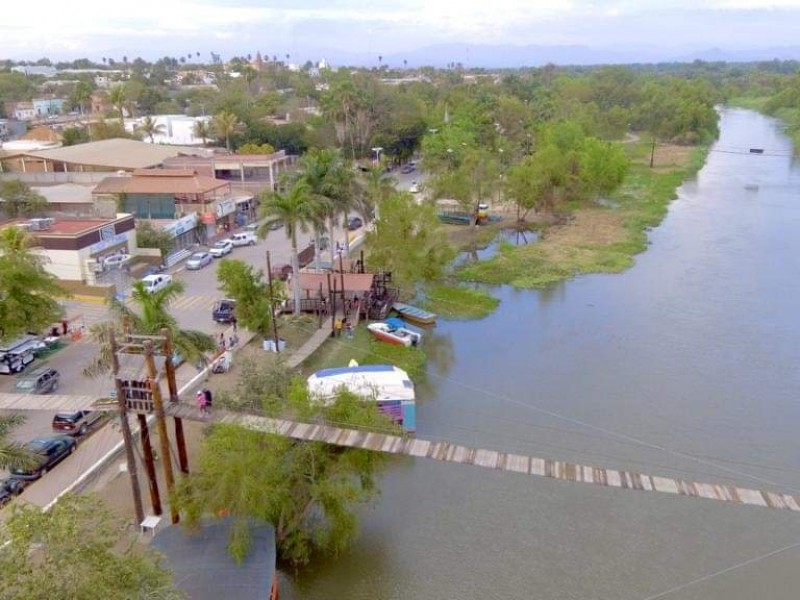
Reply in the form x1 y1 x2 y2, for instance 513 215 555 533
307 364 416 431
367 321 422 347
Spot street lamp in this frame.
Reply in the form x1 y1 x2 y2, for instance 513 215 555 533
371 146 383 166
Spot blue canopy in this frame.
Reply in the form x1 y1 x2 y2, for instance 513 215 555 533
384 317 407 329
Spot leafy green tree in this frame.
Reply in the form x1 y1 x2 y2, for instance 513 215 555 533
135 221 174 258
216 259 284 338
212 110 242 150
258 180 322 315
579 138 630 199
237 142 275 154
176 383 397 566
0 226 65 342
62 126 91 146
137 115 166 143
67 80 93 115
357 162 395 221
0 180 48 218
0 494 184 600
365 192 455 294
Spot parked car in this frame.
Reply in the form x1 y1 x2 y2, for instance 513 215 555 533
347 216 364 231
140 273 173 294
10 435 77 481
52 410 105 436
186 251 212 270
212 299 236 324
268 220 284 231
401 164 415 174
0 478 24 507
230 231 257 247
209 239 234 257
15 367 60 394
102 253 131 269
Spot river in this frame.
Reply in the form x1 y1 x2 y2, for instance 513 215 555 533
283 108 800 599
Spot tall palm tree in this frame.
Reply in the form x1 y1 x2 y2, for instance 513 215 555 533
358 162 396 222
212 110 241 151
258 180 321 315
84 280 216 378
138 115 165 143
193 119 210 146
108 84 127 127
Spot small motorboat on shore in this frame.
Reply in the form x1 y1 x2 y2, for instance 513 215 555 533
368 320 422 347
392 302 437 325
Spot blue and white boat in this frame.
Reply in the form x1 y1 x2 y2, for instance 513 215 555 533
306 364 416 432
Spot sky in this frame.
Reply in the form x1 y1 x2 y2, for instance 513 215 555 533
4 0 800 64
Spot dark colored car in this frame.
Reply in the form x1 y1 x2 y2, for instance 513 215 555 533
212 299 237 324
0 478 24 507
347 217 364 231
15 367 60 394
10 435 77 481
52 411 105 436
400 164 415 174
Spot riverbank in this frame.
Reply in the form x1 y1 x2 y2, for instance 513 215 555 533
456 138 709 288
729 96 800 149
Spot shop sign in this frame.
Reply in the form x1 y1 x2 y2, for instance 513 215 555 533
88 232 128 255
215 199 236 219
162 213 198 238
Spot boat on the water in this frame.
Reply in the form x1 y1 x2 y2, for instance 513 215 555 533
392 302 437 325
367 319 422 347
307 364 416 431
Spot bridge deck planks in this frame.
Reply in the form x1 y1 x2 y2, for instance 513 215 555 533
158 403 800 514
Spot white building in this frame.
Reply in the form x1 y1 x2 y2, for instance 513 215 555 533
127 115 213 146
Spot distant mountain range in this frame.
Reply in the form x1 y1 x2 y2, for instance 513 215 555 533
306 43 800 69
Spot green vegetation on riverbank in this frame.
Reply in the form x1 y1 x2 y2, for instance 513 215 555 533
457 141 709 289
420 284 499 320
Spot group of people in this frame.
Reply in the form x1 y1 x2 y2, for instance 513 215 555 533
334 317 354 338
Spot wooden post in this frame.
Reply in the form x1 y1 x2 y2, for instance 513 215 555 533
318 282 324 328
265 250 281 353
161 328 188 475
331 278 338 336
338 252 346 313
110 332 145 525
143 340 178 524
137 413 162 515
360 250 365 273
650 135 656 168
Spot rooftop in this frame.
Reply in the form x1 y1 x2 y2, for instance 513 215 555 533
93 170 230 196
33 183 94 204
19 138 201 170
34 215 129 236
298 272 374 292
151 518 276 600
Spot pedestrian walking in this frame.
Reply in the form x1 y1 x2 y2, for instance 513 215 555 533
231 316 238 331
334 318 343 338
203 388 213 414
344 318 353 339
196 390 208 416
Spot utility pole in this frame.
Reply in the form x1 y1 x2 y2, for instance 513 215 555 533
137 413 162 516
650 135 657 168
110 332 145 525
265 250 281 353
161 328 188 474
143 340 178 524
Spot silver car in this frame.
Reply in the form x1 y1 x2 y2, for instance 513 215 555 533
186 251 212 270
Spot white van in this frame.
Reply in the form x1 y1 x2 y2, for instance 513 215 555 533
230 231 257 247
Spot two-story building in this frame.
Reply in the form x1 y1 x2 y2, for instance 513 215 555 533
33 97 66 116
92 169 254 241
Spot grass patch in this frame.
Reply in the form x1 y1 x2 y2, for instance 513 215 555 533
727 96 771 111
300 324 428 382
457 140 709 289
420 284 499 320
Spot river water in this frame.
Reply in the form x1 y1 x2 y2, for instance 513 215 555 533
284 108 800 599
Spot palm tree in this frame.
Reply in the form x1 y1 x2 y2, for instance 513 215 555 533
84 280 216 378
212 110 241 151
258 180 322 315
0 414 35 472
193 119 210 146
358 162 396 222
108 84 127 127
138 115 165 143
